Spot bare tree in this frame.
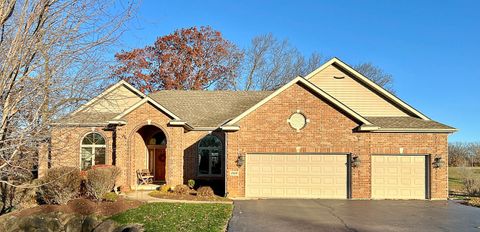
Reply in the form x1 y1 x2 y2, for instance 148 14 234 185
0 0 134 213
354 62 395 93
449 142 480 167
240 34 394 92
240 33 323 90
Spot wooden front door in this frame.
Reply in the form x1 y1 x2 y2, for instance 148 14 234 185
148 146 166 181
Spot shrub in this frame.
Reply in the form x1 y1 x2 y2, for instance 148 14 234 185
159 184 171 193
38 167 82 204
173 184 190 195
85 166 122 200
187 179 195 189
197 186 214 197
102 192 119 202
464 178 480 197
460 168 480 197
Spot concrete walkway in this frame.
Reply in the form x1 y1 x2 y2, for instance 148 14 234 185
124 190 232 204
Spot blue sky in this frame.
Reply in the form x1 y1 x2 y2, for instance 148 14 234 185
118 0 479 142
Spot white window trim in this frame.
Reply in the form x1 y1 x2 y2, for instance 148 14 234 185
80 132 107 170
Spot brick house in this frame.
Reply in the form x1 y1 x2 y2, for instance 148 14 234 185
50 58 455 199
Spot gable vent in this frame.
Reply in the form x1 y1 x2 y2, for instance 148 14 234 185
334 76 345 79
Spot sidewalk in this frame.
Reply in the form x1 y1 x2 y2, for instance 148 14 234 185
124 191 232 204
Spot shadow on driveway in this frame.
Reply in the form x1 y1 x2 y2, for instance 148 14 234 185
228 199 480 232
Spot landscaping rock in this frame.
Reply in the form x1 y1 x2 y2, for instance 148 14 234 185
0 210 142 232
17 213 63 232
64 215 85 232
113 223 144 232
93 220 118 232
81 215 100 232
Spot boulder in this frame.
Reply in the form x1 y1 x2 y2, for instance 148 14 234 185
17 213 63 232
93 220 118 232
64 215 86 232
113 223 144 232
81 216 100 232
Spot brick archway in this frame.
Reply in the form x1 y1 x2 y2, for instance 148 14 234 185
127 123 169 187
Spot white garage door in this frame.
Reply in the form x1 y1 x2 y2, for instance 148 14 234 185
371 155 426 199
245 153 348 199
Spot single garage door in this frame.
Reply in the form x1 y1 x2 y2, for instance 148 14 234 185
371 155 427 199
245 153 348 199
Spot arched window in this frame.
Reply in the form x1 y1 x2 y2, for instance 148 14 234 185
81 132 106 170
148 132 166 145
198 135 223 176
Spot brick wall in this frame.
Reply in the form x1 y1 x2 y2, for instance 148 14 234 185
225 83 449 199
50 126 113 168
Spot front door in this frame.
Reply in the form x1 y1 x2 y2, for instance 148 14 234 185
148 146 166 181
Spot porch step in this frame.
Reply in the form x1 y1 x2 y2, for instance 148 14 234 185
134 184 160 191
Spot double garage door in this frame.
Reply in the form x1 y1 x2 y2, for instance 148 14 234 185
245 153 427 199
245 153 349 199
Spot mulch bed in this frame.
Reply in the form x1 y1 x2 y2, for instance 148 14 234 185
148 191 232 202
13 197 144 218
461 197 480 208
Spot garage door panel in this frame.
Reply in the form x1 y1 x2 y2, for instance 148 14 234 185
246 154 347 199
372 155 426 199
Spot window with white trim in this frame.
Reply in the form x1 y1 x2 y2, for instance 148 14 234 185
80 132 106 170
198 135 223 176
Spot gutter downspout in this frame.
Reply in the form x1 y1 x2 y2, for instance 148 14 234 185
224 132 228 197
112 125 117 165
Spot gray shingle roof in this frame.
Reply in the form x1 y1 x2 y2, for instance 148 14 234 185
365 116 455 130
148 90 273 127
56 90 455 132
57 112 118 124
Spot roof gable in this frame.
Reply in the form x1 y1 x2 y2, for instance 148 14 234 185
73 80 145 114
225 76 374 127
304 58 430 120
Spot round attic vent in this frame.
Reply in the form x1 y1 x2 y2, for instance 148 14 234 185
287 111 308 131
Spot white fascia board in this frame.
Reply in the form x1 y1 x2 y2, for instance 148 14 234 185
50 122 108 127
371 128 458 133
220 125 240 131
113 97 181 121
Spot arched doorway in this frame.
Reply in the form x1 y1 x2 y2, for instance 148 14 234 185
134 125 167 182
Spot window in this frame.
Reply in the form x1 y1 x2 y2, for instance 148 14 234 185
81 132 106 170
198 135 223 176
148 132 166 145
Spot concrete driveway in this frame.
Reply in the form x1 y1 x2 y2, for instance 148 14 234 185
228 199 480 232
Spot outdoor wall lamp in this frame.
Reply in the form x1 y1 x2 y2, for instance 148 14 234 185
433 157 444 168
351 155 361 168
236 154 245 167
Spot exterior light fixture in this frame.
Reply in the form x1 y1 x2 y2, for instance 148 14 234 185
433 157 444 168
236 154 245 167
351 155 361 168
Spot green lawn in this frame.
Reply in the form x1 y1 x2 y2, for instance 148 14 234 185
109 202 233 232
449 167 480 194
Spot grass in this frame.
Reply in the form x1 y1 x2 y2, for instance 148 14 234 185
109 202 233 232
148 190 232 202
449 167 480 194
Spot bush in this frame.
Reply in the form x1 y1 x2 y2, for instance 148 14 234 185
464 178 480 196
187 179 195 189
102 192 119 202
85 166 122 200
38 167 82 204
159 184 171 193
197 186 214 197
173 184 189 195
461 169 480 196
